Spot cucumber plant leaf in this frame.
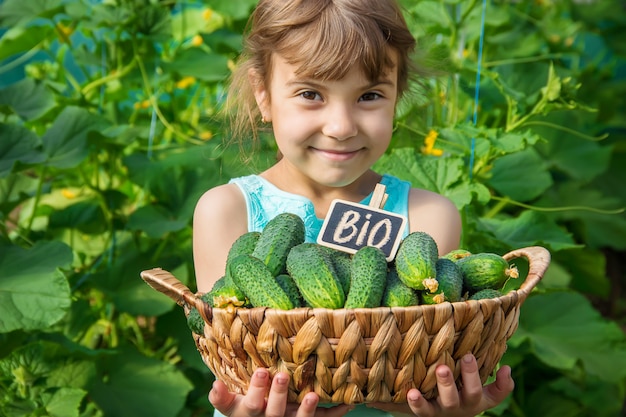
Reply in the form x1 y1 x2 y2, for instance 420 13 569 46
510 291 626 383
0 124 45 177
0 78 56 120
42 106 108 169
487 148 554 201
479 210 580 251
374 148 465 194
90 348 193 417
0 241 72 333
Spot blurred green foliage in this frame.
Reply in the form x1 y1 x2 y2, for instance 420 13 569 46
0 0 625 416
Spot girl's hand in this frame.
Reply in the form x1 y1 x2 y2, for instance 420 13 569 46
367 353 514 417
209 368 353 417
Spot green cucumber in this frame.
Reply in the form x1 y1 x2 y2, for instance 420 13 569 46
394 231 439 291
457 253 519 292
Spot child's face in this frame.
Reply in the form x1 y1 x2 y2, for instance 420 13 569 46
254 54 398 188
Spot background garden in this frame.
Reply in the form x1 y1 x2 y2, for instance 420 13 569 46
1 0 626 416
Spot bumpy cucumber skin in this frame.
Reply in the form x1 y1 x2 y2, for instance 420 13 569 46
421 258 463 304
276 274 304 308
286 243 345 309
224 232 261 287
186 307 205 335
469 288 503 300
252 213 305 276
344 246 388 309
187 293 212 334
381 267 419 307
323 247 352 296
227 231 261 263
457 253 512 292
394 231 439 290
228 254 294 310
441 249 472 263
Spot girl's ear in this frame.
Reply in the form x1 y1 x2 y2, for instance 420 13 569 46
248 69 271 122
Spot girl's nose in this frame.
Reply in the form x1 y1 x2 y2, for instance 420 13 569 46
322 104 358 141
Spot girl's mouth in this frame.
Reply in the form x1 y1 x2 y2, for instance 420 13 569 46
313 148 361 161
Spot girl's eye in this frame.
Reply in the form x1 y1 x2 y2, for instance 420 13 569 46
300 91 320 101
360 92 381 101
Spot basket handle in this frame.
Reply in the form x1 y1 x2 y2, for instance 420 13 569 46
140 268 212 320
503 246 551 297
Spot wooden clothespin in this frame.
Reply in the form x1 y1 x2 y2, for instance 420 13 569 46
369 183 388 209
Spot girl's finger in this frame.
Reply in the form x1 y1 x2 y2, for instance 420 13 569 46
459 353 484 408
265 372 290 417
434 365 461 411
241 368 272 415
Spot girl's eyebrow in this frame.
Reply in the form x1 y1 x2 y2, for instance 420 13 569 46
285 77 396 90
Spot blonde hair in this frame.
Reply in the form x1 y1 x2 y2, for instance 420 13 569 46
224 0 418 150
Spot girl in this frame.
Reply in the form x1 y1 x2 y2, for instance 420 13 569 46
193 0 515 416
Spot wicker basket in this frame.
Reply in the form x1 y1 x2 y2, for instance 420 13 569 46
140 246 550 404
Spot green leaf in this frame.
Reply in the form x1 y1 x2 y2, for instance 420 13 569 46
374 148 465 194
0 78 56 120
127 204 187 238
479 210 579 251
47 360 96 389
42 387 87 417
511 291 626 383
48 199 107 235
205 0 256 21
90 242 186 317
537 182 626 250
0 173 39 218
553 248 609 297
42 106 108 169
0 24 54 61
447 181 491 208
0 124 45 177
0 241 73 332
487 148 553 201
91 349 193 417
536 124 613 182
163 48 229 82
410 1 450 29
0 0 64 26
542 63 562 102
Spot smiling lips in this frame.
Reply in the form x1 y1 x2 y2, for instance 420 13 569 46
313 147 362 161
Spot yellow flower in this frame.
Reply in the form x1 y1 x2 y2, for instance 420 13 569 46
227 59 236 72
56 23 73 42
62 189 77 199
202 8 213 20
175 76 196 89
191 35 203 47
199 131 213 141
421 129 444 156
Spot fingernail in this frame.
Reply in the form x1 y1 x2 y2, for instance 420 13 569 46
407 391 420 403
255 369 268 380
463 353 473 363
275 374 288 385
436 366 450 378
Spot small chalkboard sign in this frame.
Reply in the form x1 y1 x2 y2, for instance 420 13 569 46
317 184 407 261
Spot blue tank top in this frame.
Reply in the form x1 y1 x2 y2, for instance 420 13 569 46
229 173 411 242
211 174 411 417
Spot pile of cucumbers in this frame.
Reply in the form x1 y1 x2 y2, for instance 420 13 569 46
188 213 519 334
